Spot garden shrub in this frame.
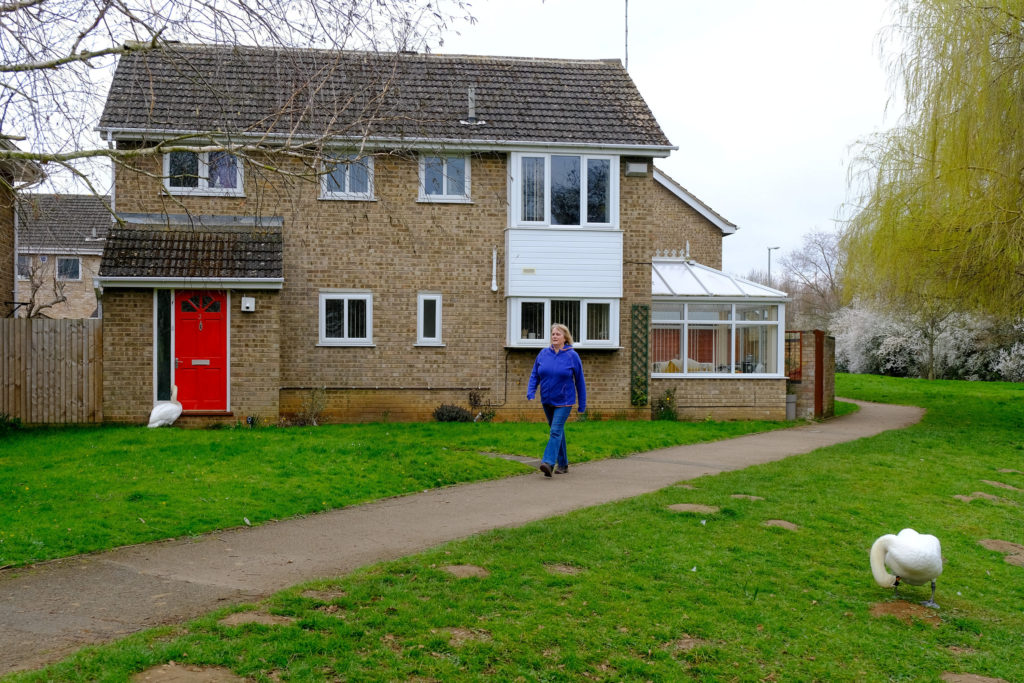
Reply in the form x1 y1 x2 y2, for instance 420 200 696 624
433 403 473 422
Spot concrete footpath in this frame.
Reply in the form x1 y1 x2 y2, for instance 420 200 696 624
0 399 923 675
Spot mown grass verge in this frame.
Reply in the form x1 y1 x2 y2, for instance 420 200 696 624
0 417 788 567
4 375 1023 681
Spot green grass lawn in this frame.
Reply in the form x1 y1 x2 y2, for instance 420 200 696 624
0 415 787 568
5 375 1024 681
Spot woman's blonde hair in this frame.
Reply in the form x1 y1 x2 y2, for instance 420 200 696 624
551 323 574 345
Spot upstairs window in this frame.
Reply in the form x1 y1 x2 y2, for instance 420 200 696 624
164 150 243 196
57 257 81 281
511 152 616 227
419 155 470 202
321 154 374 200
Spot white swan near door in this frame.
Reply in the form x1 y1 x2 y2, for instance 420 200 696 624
870 528 943 608
148 385 183 428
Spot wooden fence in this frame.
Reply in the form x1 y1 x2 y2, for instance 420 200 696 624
1 318 102 424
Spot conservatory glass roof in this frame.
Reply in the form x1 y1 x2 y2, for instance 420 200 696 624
652 258 788 299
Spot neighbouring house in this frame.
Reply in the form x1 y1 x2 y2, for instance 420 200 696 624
14 194 110 318
1 136 45 318
95 43 789 425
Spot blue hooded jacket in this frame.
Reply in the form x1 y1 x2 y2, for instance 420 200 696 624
527 344 586 411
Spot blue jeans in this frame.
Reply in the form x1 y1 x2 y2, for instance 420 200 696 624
542 404 572 468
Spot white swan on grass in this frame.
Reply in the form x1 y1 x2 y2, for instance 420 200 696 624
870 528 943 608
148 385 183 428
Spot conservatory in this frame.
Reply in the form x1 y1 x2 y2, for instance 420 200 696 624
651 255 788 378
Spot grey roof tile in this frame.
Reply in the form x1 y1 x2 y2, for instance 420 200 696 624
99 45 671 149
100 221 283 280
16 194 112 254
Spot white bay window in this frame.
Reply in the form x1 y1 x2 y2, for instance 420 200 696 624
509 297 617 348
511 152 616 227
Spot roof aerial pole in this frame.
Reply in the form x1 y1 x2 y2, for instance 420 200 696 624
624 0 629 70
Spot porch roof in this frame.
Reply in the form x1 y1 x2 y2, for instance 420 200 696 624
652 258 787 300
98 213 283 283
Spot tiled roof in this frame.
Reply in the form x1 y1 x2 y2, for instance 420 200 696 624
100 218 283 280
16 194 112 254
99 44 672 149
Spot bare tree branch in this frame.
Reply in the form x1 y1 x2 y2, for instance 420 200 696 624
1 0 472 192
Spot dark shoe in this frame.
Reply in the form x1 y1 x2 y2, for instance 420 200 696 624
539 463 553 477
554 465 568 474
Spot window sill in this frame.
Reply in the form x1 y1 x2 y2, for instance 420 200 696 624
163 188 245 198
506 345 621 351
318 195 377 202
417 197 473 204
651 373 785 379
317 342 375 347
510 224 619 231
414 342 446 347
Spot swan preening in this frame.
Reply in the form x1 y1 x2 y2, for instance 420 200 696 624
148 385 183 428
870 528 943 608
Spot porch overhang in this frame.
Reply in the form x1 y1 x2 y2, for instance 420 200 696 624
96 276 284 290
98 213 284 290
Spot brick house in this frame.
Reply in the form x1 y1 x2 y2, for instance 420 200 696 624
14 194 110 318
95 43 787 425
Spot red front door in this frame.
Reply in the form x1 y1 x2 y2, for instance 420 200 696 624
174 290 228 411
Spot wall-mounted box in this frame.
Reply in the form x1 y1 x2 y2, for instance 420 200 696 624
625 161 649 177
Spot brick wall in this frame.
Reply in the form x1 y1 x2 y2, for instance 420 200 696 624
651 377 786 421
221 290 281 425
791 329 835 420
111 149 730 423
647 171 725 269
101 288 154 422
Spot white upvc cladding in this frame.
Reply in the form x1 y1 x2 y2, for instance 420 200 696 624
505 228 623 298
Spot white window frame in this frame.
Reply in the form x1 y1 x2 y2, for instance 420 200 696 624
320 154 375 201
16 254 31 279
416 292 444 346
56 257 81 281
163 150 244 197
318 291 373 346
418 154 471 203
508 297 619 348
651 301 784 377
509 151 618 228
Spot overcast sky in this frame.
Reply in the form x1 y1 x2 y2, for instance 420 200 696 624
440 0 900 277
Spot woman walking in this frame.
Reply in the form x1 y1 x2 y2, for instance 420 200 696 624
526 323 587 477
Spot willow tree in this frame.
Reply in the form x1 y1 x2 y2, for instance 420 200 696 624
844 0 1024 318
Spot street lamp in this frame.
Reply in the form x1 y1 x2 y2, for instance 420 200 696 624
767 246 780 287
